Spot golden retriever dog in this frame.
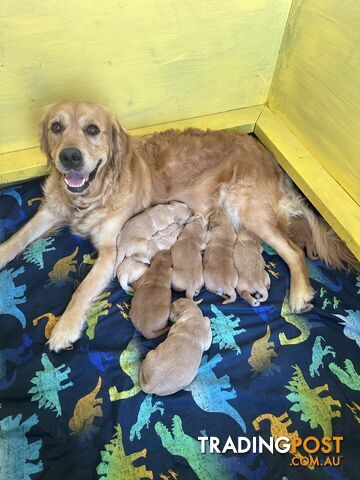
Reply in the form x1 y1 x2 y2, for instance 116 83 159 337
116 222 183 292
115 201 190 265
288 216 319 260
0 100 357 351
171 214 207 299
129 250 173 339
203 209 238 304
233 229 271 307
139 298 212 396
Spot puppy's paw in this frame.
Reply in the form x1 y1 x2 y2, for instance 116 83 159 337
48 316 83 352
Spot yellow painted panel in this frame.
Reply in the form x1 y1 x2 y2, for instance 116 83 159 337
0 0 291 153
255 107 360 260
0 105 263 184
269 0 360 206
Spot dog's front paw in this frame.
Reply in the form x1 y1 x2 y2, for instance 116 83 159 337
47 315 83 352
290 284 315 313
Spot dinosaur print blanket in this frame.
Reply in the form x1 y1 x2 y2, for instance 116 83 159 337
0 180 359 480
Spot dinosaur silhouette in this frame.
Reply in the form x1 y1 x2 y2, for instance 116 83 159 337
109 334 143 401
130 394 164 441
279 291 321 345
248 325 279 376
306 259 342 292
155 415 265 480
0 186 22 205
286 365 341 438
346 401 360 423
0 209 26 243
80 344 113 372
28 353 73 416
0 266 27 327
210 304 245 355
85 292 112 340
333 310 360 347
329 359 360 391
23 237 55 269
0 334 33 390
48 246 79 284
32 312 60 339
309 336 336 377
97 424 153 479
27 196 44 206
184 353 246 432
0 413 43 479
69 376 103 437
250 304 278 323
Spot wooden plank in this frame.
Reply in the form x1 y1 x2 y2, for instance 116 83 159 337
255 107 360 260
0 105 263 184
269 0 360 206
0 0 291 153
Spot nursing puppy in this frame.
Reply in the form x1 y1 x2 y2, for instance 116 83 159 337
116 201 191 265
116 223 183 292
139 298 212 396
234 229 271 306
203 209 238 303
288 217 319 260
129 250 173 339
171 215 206 299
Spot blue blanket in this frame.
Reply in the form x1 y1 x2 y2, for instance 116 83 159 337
0 179 359 480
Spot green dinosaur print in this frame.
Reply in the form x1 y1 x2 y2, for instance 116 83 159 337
85 292 112 340
329 359 360 391
155 415 265 480
319 287 327 299
334 310 360 347
248 325 279 377
83 253 97 265
130 394 164 441
210 304 246 355
333 297 341 309
0 414 43 480
109 334 143 402
97 424 153 480
309 336 335 378
28 353 73 416
286 365 341 438
184 353 246 432
0 266 27 328
322 298 331 310
22 236 55 269
279 291 318 345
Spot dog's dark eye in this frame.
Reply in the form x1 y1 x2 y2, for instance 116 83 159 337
51 122 63 134
85 124 100 136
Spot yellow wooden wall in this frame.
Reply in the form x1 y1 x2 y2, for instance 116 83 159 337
268 0 360 206
0 0 291 154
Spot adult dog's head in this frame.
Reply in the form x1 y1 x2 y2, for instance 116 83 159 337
39 100 130 194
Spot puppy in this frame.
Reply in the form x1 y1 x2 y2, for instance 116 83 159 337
233 229 271 306
139 298 212 396
116 201 191 265
171 215 206 299
129 250 173 339
288 216 319 260
203 209 238 303
116 223 183 292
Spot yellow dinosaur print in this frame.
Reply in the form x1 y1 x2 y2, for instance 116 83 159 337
86 292 112 340
117 302 130 320
248 325 279 376
69 376 103 437
253 411 314 470
27 197 44 206
346 401 360 424
279 291 313 345
49 247 79 283
265 261 279 278
33 312 60 339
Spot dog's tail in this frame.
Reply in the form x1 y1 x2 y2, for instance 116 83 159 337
280 189 359 271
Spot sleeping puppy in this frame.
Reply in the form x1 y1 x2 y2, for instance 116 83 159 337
288 216 319 260
171 215 206 299
139 298 212 396
116 201 191 265
233 229 270 306
129 250 173 339
203 209 238 303
116 223 183 292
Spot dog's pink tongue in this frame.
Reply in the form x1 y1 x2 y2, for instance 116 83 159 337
64 171 89 187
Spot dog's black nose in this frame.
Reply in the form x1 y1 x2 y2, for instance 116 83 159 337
59 148 83 170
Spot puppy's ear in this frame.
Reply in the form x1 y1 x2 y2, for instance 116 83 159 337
109 114 131 167
39 107 52 162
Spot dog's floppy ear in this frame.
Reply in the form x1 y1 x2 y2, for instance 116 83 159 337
109 114 131 168
39 107 52 162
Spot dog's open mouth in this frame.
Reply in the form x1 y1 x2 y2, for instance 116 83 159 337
64 160 102 193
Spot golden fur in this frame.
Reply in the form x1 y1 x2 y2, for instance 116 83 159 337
0 100 357 351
